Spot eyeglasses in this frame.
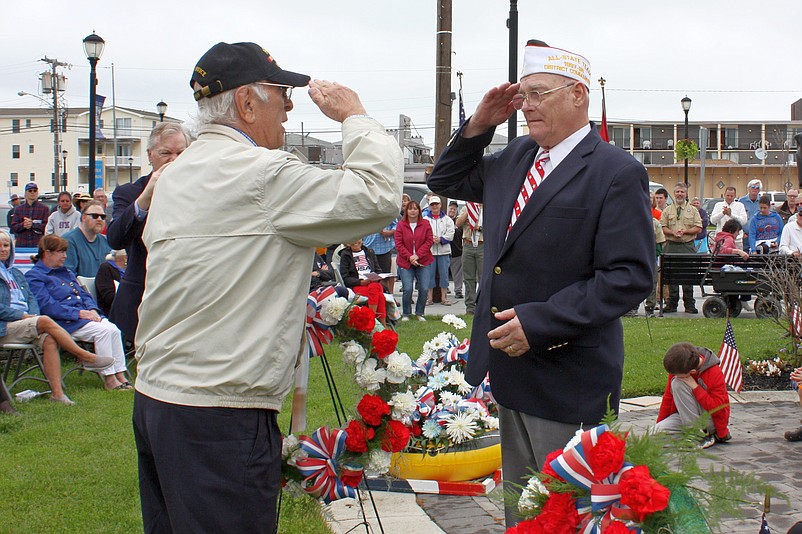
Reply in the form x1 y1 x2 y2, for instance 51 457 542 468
255 82 293 100
26 188 38 192
86 213 107 220
512 82 576 110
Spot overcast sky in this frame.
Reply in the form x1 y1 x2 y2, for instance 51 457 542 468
2 0 801 147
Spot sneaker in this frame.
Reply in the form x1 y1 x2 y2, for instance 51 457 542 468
416 315 426 322
401 316 410 322
699 434 717 449
685 308 699 314
715 433 732 444
81 355 115 372
455 292 464 299
785 425 802 442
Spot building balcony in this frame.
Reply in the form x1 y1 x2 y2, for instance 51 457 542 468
78 156 142 168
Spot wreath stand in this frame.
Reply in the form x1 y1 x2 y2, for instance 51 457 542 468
277 346 386 534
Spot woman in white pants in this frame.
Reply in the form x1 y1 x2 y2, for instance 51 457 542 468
25 235 130 391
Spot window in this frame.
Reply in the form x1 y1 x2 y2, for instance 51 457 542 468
12 145 20 159
115 117 132 137
722 128 738 149
28 145 34 154
12 119 20 133
611 127 630 149
117 144 132 157
10 173 18 187
30 173 35 181
25 119 31 129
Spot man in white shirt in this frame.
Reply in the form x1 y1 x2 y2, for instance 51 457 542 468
710 186 748 233
779 215 802 256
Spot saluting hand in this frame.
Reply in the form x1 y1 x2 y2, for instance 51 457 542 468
463 82 521 138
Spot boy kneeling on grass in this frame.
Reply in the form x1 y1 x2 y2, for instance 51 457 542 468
655 342 732 448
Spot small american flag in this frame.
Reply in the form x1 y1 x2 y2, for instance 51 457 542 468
792 303 802 338
759 512 772 533
718 319 743 392
466 202 481 230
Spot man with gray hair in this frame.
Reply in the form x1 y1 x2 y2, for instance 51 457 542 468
132 42 403 532
107 121 191 343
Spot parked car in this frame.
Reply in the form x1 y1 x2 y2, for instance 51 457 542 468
764 191 786 209
701 197 722 216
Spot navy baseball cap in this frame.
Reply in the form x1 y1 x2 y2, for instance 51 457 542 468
191 42 310 101
24 182 38 191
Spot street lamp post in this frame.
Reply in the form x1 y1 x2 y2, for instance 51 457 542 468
156 100 167 122
681 96 692 187
128 157 134 183
61 150 68 191
83 32 105 197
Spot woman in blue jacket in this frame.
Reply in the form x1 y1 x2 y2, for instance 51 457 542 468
747 195 784 253
0 231 113 406
25 234 129 391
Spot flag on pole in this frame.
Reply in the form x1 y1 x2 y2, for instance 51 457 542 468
792 303 802 337
599 82 610 143
759 512 771 533
458 85 467 127
718 319 743 392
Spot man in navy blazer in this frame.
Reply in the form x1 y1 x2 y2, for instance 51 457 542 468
428 40 654 527
107 123 190 343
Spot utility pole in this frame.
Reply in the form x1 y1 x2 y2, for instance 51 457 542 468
40 57 70 192
507 0 518 143
434 0 453 161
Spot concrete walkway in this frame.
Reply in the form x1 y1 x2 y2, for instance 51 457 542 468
327 391 802 534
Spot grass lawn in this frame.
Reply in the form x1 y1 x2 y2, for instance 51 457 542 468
0 315 788 532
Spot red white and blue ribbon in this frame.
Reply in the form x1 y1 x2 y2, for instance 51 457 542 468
295 427 356 503
305 286 337 358
549 425 639 534
469 375 494 404
444 339 470 363
413 386 436 421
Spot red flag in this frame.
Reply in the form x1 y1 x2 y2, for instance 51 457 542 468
600 87 610 143
718 319 743 392
792 303 802 337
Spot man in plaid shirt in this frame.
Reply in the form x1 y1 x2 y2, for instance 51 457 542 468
11 182 50 248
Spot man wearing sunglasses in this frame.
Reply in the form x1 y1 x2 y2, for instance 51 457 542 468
428 39 654 527
132 41 403 532
63 200 110 277
10 182 50 248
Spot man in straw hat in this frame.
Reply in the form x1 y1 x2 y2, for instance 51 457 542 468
428 39 654 526
132 42 403 532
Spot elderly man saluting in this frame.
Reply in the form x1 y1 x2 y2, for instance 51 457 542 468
427 40 653 528
132 42 403 533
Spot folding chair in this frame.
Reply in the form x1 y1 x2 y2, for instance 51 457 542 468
0 343 51 392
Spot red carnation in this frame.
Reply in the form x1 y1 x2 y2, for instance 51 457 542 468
410 422 422 437
357 394 391 427
537 492 580 534
619 465 671 521
381 420 412 452
587 431 627 480
347 306 376 332
339 465 364 488
505 518 545 533
344 420 370 453
541 449 565 484
603 521 635 533
371 330 398 358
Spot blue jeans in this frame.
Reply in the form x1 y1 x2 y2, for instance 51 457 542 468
432 254 451 289
398 265 430 316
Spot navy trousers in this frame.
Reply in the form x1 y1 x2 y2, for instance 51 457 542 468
133 392 281 533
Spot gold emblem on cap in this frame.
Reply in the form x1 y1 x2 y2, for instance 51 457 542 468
194 66 207 77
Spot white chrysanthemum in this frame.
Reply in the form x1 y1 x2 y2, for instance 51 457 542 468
425 332 455 355
518 476 549 514
444 411 479 444
340 340 367 366
281 434 300 460
481 415 499 430
422 419 443 439
321 297 349 325
364 449 393 477
439 391 462 409
389 390 417 422
427 372 448 391
444 369 472 395
442 314 467 330
355 358 387 392
563 427 585 452
384 351 414 384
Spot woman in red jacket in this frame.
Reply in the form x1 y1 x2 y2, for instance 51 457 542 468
394 200 433 321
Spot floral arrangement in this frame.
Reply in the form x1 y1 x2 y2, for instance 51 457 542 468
280 290 495 503
745 356 793 377
508 414 776 533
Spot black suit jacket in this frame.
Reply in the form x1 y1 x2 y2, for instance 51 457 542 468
107 173 150 342
427 123 654 425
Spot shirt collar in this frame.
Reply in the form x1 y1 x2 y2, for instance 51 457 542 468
537 123 592 170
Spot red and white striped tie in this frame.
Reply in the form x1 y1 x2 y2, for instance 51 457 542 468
509 151 549 231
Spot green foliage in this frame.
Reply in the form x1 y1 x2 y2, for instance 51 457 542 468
675 138 699 161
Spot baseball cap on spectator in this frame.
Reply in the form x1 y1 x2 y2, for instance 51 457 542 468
449 200 458 207
747 179 762 189
73 192 91 201
191 42 311 101
429 196 442 205
9 194 19 202
24 182 38 191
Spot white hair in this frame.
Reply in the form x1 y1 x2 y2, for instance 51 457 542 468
147 122 193 150
193 83 270 130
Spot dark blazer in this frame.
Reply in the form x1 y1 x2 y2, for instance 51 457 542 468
427 123 654 426
339 246 382 288
107 173 150 342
